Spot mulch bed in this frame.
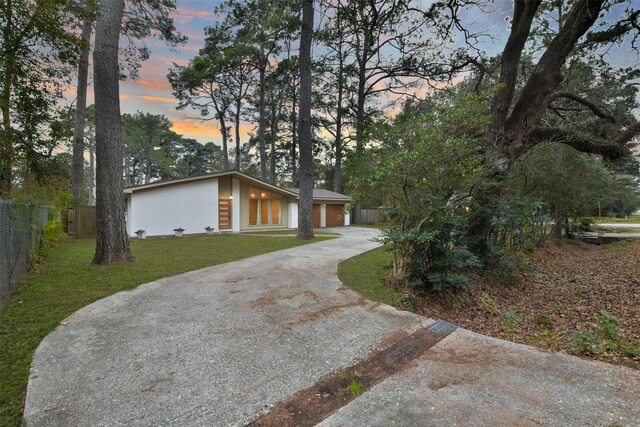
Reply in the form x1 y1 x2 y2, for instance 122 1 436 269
405 240 640 370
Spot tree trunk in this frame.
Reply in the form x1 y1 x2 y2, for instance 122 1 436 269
144 146 151 184
220 114 229 170
333 66 344 193
0 5 14 194
234 103 241 170
71 17 93 204
354 1 369 150
297 0 314 240
270 137 276 184
469 0 608 256
88 134 95 205
505 0 605 149
333 139 342 193
92 0 134 264
258 64 267 181
487 1 541 140
290 85 298 185
269 86 284 184
332 9 345 194
552 208 564 240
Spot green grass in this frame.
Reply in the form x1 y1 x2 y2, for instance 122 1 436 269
594 226 640 234
345 379 365 396
587 216 640 224
0 233 333 426
337 247 398 307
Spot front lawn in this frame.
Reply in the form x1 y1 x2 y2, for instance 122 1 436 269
0 234 333 426
338 247 399 307
338 243 640 370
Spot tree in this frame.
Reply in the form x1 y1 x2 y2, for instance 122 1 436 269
0 0 81 194
85 105 96 205
349 91 487 290
326 0 478 150
468 0 640 253
506 143 640 238
92 0 133 264
273 55 300 185
175 140 224 177
169 47 232 170
71 0 184 202
122 112 179 185
297 0 314 240
486 0 639 171
71 14 94 204
220 0 298 181
169 21 256 173
315 9 354 193
225 48 254 171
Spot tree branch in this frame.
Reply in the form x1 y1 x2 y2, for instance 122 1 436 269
550 91 616 124
527 126 630 159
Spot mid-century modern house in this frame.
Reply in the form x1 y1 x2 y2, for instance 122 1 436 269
124 170 351 237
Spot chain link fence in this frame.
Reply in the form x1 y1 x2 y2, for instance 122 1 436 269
0 197 51 306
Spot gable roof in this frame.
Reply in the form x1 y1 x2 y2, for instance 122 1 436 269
286 188 351 202
124 170 299 197
123 171 351 202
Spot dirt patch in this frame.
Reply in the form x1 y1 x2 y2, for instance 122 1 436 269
295 298 367 324
407 240 640 370
249 290 320 310
249 323 455 427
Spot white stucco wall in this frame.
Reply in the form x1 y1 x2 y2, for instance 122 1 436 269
129 179 218 236
125 195 133 236
344 209 350 226
288 202 298 229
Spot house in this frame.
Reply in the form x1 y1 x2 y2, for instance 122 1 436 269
124 170 351 237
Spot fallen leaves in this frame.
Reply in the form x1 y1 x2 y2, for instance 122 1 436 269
412 240 640 370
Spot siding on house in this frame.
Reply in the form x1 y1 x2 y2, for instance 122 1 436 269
125 171 351 236
128 179 218 236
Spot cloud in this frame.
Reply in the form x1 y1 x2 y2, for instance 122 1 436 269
172 121 220 138
151 54 190 67
171 119 255 141
172 7 222 25
137 95 179 104
180 44 202 53
136 78 172 91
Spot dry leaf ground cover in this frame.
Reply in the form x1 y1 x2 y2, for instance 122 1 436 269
339 241 640 370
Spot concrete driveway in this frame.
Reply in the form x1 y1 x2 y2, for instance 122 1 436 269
25 227 640 426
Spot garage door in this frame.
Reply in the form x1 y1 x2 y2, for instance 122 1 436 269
326 204 345 227
312 204 320 228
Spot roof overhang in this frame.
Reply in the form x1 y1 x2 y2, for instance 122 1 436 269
124 170 299 198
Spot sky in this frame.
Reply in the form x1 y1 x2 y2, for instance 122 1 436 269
117 1 225 143
74 0 637 148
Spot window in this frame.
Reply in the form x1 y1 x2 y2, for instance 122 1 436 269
271 199 280 225
249 187 281 226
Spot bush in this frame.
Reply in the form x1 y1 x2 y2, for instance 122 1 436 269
380 208 482 293
350 90 489 293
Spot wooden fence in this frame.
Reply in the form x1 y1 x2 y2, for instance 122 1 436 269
352 208 386 225
68 206 97 239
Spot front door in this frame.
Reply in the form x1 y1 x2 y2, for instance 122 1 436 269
219 200 231 230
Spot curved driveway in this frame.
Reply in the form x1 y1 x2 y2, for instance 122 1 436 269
25 227 640 426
